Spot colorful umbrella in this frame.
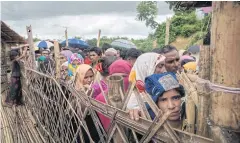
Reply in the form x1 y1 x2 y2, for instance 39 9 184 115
61 38 89 49
111 39 137 49
187 45 200 54
34 40 54 49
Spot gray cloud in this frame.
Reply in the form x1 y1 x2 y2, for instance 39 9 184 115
1 1 172 21
1 1 173 39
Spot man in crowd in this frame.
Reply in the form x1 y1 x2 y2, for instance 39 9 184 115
125 48 142 66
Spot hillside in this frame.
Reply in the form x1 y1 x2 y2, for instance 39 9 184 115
170 33 204 50
170 36 192 50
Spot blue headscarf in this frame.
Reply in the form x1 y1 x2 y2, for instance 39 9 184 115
145 72 185 119
38 56 47 62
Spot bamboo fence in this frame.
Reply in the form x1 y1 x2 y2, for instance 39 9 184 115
2 54 240 142
1 60 214 143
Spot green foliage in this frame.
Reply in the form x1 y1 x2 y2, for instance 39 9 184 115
181 24 200 37
136 1 158 29
33 37 41 42
74 36 82 39
84 36 155 53
154 10 209 47
132 38 155 52
166 1 195 13
187 31 207 48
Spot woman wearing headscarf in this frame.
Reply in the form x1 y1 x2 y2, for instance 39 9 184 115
68 53 84 79
60 61 70 82
60 47 73 61
145 72 185 129
74 64 94 92
4 46 28 107
94 59 132 131
127 53 166 119
73 64 99 143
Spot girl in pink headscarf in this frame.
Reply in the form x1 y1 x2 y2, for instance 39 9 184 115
94 59 132 131
68 53 84 79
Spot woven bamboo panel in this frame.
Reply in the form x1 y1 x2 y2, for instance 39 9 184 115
17 64 214 143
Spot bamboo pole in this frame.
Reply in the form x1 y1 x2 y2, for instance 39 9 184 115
153 39 157 49
65 28 68 47
26 25 36 69
177 72 197 134
97 29 101 47
196 45 211 137
53 41 60 79
165 18 170 45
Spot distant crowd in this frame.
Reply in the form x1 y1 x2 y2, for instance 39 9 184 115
5 43 198 142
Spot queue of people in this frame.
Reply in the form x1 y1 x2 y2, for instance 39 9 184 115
4 43 198 142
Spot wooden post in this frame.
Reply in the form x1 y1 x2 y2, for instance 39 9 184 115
196 45 211 137
65 28 68 47
97 29 101 47
26 25 36 69
153 39 157 49
198 45 211 80
210 1 240 131
54 41 60 79
165 18 170 45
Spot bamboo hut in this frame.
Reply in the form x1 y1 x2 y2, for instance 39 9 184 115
1 21 26 93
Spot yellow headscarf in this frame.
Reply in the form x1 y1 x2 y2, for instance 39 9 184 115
183 62 197 71
74 64 94 91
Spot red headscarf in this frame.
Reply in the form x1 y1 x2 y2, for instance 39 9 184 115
108 60 132 91
95 60 132 131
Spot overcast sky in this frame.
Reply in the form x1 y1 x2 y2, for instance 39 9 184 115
1 1 173 40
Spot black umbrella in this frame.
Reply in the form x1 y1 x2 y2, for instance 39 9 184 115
187 45 200 54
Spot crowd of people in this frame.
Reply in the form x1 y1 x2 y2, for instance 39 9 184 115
4 43 198 142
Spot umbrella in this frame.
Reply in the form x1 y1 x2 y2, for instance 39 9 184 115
111 39 137 49
61 38 89 49
187 45 200 54
34 40 53 49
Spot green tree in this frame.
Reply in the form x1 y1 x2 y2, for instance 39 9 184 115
154 10 204 47
74 36 82 39
136 1 158 29
33 37 41 42
166 1 195 13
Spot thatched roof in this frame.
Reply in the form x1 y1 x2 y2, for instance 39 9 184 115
170 1 212 9
1 21 26 44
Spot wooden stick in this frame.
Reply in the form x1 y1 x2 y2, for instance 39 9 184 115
26 25 36 69
65 28 68 47
54 41 60 80
165 18 170 45
197 45 210 137
27 110 37 127
97 29 101 47
153 40 157 49
185 95 196 133
177 72 197 133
